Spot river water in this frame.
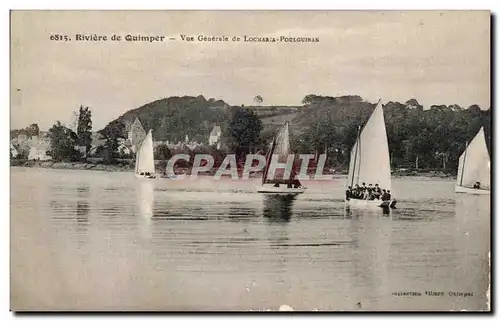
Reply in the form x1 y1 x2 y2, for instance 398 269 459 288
10 167 490 311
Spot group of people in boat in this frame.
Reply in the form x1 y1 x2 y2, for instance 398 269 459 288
273 179 303 189
345 182 392 201
473 181 482 189
139 172 155 178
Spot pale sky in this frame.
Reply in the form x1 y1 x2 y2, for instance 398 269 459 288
11 10 490 130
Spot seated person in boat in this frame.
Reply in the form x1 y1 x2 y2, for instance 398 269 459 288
366 184 374 199
473 181 481 189
381 190 392 201
373 184 382 199
353 184 361 198
346 186 352 200
363 188 370 200
292 179 302 188
361 182 367 191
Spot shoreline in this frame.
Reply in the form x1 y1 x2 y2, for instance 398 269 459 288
10 160 457 179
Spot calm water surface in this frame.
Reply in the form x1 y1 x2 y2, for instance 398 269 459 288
10 167 490 311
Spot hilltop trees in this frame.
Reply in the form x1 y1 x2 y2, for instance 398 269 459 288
295 95 491 172
102 96 229 143
10 123 40 139
25 124 40 137
254 95 263 106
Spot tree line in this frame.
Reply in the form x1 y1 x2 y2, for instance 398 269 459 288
12 95 490 173
218 95 491 173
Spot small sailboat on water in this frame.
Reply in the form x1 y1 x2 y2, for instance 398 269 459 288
455 127 490 195
135 129 156 179
257 122 306 194
346 99 396 209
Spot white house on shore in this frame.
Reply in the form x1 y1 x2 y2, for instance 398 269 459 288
209 125 222 149
117 138 132 156
10 143 19 158
28 142 52 161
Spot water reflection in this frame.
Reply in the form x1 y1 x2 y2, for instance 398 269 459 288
74 185 90 250
262 194 296 223
227 207 258 222
10 168 491 311
345 206 391 219
137 181 155 219
347 213 392 309
453 194 490 310
76 186 90 225
136 180 155 238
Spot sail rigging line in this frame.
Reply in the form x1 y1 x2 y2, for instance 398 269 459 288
262 137 277 185
350 126 361 188
460 140 468 187
356 124 362 187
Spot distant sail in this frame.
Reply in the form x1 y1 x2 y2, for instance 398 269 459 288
135 130 156 175
456 127 490 188
347 100 391 191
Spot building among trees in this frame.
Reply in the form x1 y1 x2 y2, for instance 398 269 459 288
10 143 19 158
28 142 52 161
209 125 222 149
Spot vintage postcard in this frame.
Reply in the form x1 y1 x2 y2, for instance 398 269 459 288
10 10 491 311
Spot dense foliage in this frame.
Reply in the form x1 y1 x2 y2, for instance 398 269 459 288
154 144 172 160
227 108 263 159
11 123 39 139
76 106 92 156
293 96 491 171
99 120 126 164
16 94 489 173
48 121 80 161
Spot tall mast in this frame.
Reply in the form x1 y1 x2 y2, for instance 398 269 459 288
350 125 361 188
262 137 277 185
460 140 468 187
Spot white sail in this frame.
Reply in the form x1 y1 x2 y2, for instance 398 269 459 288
347 100 392 191
262 122 291 183
456 127 490 189
258 122 306 194
273 122 290 157
135 130 156 175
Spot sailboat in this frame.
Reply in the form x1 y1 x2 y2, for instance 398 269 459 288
455 127 490 195
257 122 306 194
135 129 156 179
346 99 396 209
